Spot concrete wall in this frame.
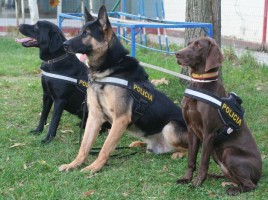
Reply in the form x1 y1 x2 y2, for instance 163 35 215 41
163 0 264 43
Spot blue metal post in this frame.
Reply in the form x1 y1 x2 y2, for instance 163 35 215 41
154 0 162 50
160 0 169 52
131 26 136 57
141 0 147 45
137 0 143 45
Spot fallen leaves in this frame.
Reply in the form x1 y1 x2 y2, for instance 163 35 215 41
84 190 95 197
256 83 268 91
9 143 25 148
151 78 169 86
60 129 74 134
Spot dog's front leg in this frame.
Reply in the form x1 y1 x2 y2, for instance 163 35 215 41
59 111 104 172
80 116 130 173
30 93 53 134
177 128 200 184
192 132 214 187
41 99 66 143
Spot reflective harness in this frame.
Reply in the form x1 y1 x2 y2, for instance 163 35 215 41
41 53 89 93
41 68 154 122
91 77 154 123
41 70 89 94
184 86 245 145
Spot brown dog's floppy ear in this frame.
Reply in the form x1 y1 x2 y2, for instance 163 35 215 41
205 39 224 72
84 6 95 22
97 5 111 31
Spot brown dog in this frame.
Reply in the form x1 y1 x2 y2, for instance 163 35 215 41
175 37 262 195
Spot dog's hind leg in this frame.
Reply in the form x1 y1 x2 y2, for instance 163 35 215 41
223 151 260 195
80 115 131 173
30 93 53 134
162 121 188 158
41 100 66 143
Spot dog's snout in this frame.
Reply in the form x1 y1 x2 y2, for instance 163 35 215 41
175 52 181 58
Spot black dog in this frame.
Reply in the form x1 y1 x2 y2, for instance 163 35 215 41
59 6 188 173
17 20 89 143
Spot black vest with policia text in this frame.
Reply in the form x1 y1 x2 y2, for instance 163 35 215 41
184 86 245 145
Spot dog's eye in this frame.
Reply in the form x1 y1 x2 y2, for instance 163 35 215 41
194 42 201 48
82 30 91 36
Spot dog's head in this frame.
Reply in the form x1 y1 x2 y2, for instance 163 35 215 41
175 37 223 73
17 20 66 60
63 6 127 69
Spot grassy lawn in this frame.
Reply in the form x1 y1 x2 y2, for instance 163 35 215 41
0 35 268 200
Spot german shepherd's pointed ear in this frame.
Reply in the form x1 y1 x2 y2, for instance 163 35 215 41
205 38 224 72
97 5 111 31
84 6 95 22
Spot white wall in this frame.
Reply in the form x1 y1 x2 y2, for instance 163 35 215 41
164 0 264 43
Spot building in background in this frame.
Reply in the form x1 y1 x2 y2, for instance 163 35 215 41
0 0 266 45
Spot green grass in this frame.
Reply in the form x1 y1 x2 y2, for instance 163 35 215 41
0 35 268 199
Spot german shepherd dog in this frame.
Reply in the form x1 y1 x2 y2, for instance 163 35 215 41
17 21 88 143
59 6 188 173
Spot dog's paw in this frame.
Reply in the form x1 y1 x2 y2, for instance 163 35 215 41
171 152 187 159
192 176 205 187
129 141 146 148
41 136 55 144
176 178 191 185
80 163 102 173
226 186 241 196
59 164 76 172
29 129 42 135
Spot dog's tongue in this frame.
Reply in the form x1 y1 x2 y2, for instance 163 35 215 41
15 37 33 44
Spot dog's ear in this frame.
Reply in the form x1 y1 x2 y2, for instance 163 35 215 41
84 6 94 22
49 31 63 53
97 5 111 31
205 39 223 72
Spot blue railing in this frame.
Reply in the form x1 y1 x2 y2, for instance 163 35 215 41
58 12 213 57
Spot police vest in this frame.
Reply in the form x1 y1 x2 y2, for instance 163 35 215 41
184 86 245 145
91 77 154 123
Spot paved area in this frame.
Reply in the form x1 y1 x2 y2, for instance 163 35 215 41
148 34 268 65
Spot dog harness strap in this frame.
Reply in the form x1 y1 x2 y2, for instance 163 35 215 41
91 77 153 124
42 70 77 83
41 71 89 93
184 86 245 145
93 77 128 87
184 87 222 108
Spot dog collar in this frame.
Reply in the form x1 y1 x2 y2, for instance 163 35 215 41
43 53 70 64
191 71 218 82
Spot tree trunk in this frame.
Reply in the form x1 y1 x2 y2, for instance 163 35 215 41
184 0 221 46
28 0 39 24
182 0 221 81
211 0 221 47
